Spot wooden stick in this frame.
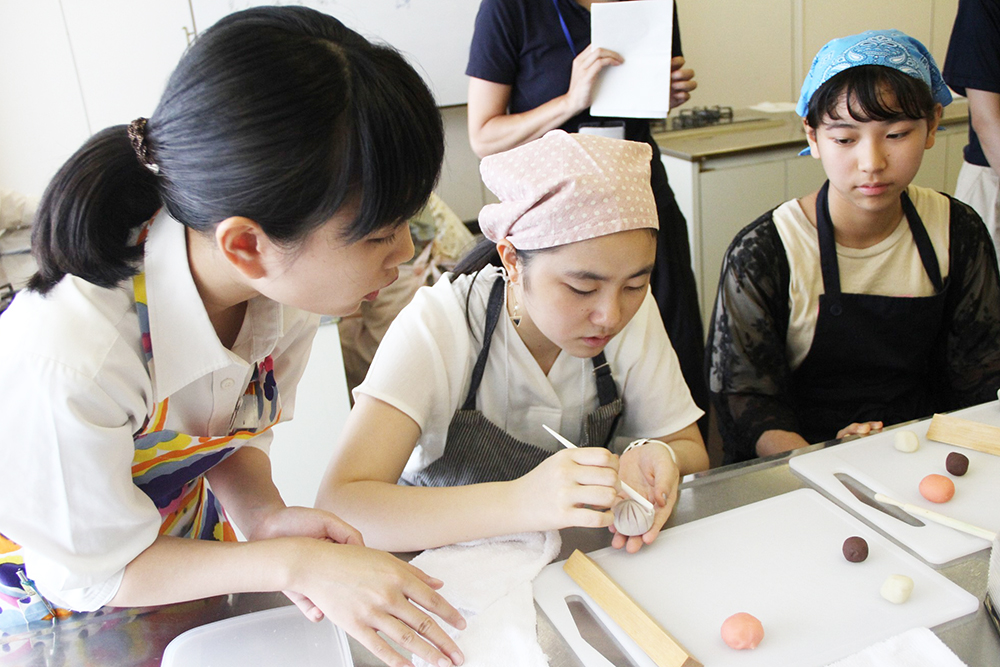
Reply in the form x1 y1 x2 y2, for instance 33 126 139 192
925 414 1000 457
563 550 702 667
873 493 997 541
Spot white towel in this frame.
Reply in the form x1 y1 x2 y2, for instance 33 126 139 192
411 531 561 667
825 627 968 667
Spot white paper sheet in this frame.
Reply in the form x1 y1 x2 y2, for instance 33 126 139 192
590 0 674 119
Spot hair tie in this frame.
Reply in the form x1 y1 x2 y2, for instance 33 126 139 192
127 117 159 174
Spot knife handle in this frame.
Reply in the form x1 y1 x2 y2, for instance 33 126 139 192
563 550 703 667
874 493 997 541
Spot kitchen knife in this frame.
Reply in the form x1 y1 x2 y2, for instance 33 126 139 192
566 595 642 667
834 472 925 527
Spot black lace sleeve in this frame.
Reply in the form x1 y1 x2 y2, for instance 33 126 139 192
706 212 799 464
932 197 1000 410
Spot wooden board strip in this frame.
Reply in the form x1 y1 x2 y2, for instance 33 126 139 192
926 413 1000 457
563 549 703 667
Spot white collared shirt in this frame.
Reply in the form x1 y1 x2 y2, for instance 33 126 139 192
356 268 703 476
0 211 318 611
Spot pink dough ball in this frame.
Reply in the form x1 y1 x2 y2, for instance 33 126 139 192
919 474 955 503
720 612 764 650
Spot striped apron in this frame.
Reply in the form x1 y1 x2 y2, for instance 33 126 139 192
404 276 622 487
1 246 281 630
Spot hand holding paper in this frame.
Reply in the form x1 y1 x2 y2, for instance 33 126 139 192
591 0 675 119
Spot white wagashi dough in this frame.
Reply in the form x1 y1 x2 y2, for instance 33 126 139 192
880 574 914 604
613 498 655 536
893 430 920 453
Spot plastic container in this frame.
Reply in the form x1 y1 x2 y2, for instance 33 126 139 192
162 605 354 667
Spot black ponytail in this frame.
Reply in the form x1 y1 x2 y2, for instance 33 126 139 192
27 127 160 293
28 5 443 293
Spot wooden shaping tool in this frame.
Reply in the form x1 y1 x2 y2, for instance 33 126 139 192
563 549 702 667
925 413 1000 457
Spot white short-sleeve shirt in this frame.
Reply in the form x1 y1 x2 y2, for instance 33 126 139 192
0 211 318 611
356 267 703 477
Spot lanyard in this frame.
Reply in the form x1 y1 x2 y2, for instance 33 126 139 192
550 0 578 56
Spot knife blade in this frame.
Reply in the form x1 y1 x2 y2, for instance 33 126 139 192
566 594 641 667
834 472 925 527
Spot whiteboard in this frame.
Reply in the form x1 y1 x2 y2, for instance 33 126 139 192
191 0 479 106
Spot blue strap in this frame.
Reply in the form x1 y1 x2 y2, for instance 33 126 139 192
550 0 577 56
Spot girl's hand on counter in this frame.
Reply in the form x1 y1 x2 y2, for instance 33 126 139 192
611 443 680 553
248 505 365 621
288 540 466 667
669 56 697 110
836 421 884 440
513 446 619 532
565 45 623 115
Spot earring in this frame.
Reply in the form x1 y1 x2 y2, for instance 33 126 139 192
507 281 522 327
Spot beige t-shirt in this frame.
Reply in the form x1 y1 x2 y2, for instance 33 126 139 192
773 185 951 370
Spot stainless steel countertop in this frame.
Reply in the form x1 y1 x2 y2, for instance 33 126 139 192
2 440 997 666
654 99 970 162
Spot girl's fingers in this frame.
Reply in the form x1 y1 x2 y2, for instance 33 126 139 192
568 505 615 529
567 479 620 510
611 531 628 550
626 534 648 553
401 573 467 631
323 516 365 546
391 603 465 667
352 626 417 667
565 446 619 470
569 463 621 490
376 613 461 667
285 590 324 622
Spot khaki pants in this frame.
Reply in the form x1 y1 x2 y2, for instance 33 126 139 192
955 161 1000 260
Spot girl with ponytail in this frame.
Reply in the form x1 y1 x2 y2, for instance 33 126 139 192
0 7 465 667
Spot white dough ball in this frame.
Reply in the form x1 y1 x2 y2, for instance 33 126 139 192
612 498 655 536
880 574 914 604
893 430 920 453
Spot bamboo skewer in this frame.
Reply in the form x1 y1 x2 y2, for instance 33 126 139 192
925 414 1000 456
563 550 702 667
543 424 654 512
873 493 997 541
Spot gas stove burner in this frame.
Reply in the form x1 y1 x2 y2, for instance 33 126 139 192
671 105 735 130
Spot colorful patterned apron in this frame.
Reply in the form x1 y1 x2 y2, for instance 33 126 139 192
1 224 281 631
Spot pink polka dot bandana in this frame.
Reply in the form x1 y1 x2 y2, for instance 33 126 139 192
478 130 658 250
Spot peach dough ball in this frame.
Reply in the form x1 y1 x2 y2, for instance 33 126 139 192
919 474 955 503
721 612 764 650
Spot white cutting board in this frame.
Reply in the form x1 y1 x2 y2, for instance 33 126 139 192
533 489 978 667
790 401 1000 565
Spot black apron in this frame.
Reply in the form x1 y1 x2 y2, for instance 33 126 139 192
403 276 622 487
790 182 948 444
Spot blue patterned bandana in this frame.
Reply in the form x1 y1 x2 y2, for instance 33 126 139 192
796 30 952 118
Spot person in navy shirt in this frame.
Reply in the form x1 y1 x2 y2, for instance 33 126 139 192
944 0 1000 259
465 0 709 436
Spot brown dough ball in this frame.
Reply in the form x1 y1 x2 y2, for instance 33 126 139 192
842 536 869 563
720 612 764 650
945 452 969 476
